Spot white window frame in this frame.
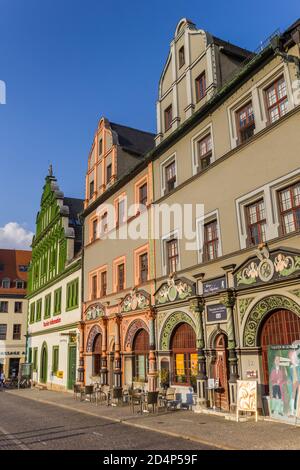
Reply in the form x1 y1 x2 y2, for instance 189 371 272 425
161 229 181 276
1 278 10 288
236 188 274 249
196 209 222 264
257 63 294 126
269 168 300 236
191 123 215 175
227 91 256 149
236 169 300 249
160 153 177 197
15 280 24 289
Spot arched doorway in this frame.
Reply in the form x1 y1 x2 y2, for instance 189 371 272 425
170 323 197 386
40 343 48 384
213 333 230 411
133 329 149 382
92 333 102 376
260 309 300 394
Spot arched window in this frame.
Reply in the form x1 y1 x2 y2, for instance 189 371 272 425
171 323 197 385
92 334 102 376
133 329 149 382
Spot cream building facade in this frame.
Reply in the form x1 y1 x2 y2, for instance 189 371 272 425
81 18 300 416
0 250 31 379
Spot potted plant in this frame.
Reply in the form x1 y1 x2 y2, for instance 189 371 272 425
190 375 197 393
159 369 169 389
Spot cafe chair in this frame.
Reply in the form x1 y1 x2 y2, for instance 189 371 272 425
73 383 82 400
82 384 96 403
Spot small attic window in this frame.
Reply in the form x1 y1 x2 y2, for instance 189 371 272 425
99 138 103 156
179 46 185 68
2 278 10 288
18 265 28 272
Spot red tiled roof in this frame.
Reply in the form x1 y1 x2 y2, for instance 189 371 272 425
0 249 31 296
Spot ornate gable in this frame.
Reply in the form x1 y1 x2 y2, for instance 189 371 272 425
85 302 105 321
155 276 195 305
28 168 82 294
121 288 150 313
234 246 300 289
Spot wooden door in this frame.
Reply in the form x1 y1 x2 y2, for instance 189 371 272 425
67 345 77 390
40 344 48 384
214 334 229 411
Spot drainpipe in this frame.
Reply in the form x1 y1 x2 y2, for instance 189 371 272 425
77 215 85 385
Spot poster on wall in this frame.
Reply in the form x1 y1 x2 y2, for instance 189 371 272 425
268 343 300 423
236 380 258 422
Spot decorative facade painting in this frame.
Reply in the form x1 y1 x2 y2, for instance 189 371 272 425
234 248 300 288
268 344 300 423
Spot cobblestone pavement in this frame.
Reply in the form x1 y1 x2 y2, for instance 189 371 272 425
0 391 216 450
3 388 300 450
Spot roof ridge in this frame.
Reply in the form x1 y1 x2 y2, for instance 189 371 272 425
110 122 155 136
212 35 253 55
63 197 84 202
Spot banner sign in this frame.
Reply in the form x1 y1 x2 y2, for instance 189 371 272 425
268 343 300 423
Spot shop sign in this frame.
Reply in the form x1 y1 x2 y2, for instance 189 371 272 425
43 318 61 327
0 351 25 356
267 343 300 423
206 304 227 323
203 277 226 294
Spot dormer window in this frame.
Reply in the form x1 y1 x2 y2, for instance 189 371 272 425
18 265 28 272
15 280 24 289
2 279 10 289
178 46 185 68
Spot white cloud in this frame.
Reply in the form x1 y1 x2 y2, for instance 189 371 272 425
0 222 33 250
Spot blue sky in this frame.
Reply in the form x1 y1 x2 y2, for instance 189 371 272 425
0 0 299 248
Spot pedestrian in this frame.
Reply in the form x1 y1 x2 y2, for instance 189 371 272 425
0 371 5 389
